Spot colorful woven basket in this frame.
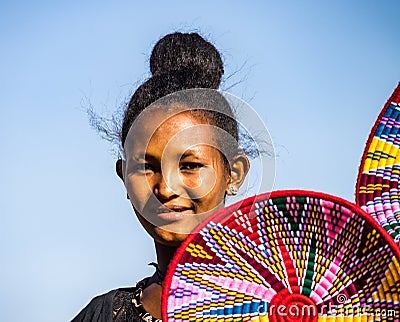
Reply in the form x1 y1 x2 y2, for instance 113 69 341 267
162 190 400 321
356 83 400 244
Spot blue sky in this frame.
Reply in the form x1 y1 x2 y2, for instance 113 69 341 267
1 1 399 321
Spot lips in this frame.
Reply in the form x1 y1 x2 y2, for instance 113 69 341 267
155 204 194 222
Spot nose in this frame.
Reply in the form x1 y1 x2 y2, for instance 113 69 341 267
154 168 181 201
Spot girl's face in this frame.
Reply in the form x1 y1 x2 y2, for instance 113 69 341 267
121 108 235 246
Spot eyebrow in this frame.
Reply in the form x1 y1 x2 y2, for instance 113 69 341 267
131 147 208 162
179 148 205 160
130 152 157 162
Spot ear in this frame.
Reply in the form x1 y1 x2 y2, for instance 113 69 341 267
116 159 130 200
116 159 125 182
226 154 250 195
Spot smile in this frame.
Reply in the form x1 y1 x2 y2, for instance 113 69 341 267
155 205 194 222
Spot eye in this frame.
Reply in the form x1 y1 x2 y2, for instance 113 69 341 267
133 163 155 173
180 162 204 171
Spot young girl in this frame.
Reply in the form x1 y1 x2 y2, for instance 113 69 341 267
73 32 253 322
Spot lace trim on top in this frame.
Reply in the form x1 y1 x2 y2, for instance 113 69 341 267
112 278 161 322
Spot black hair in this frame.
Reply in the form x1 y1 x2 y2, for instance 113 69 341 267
89 32 260 160
121 32 235 147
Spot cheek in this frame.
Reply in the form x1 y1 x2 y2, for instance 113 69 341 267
184 167 228 202
125 175 152 209
183 168 216 191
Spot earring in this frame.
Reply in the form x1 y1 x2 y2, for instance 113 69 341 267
126 193 130 200
229 186 238 195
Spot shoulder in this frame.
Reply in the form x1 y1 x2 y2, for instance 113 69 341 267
71 279 149 322
71 289 119 322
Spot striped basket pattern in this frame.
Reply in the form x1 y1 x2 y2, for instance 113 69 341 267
162 190 400 322
356 83 400 244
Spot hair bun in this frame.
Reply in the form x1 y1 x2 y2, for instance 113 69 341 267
149 32 224 89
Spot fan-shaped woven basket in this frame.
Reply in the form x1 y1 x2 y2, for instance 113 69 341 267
356 83 400 244
162 190 400 321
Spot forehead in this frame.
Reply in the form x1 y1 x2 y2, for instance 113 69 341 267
124 106 219 155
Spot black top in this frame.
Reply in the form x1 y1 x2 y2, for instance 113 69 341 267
71 278 161 322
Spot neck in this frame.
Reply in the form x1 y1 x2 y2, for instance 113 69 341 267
154 242 179 276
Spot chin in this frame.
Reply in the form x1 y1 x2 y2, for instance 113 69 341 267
153 227 190 247
136 213 195 246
